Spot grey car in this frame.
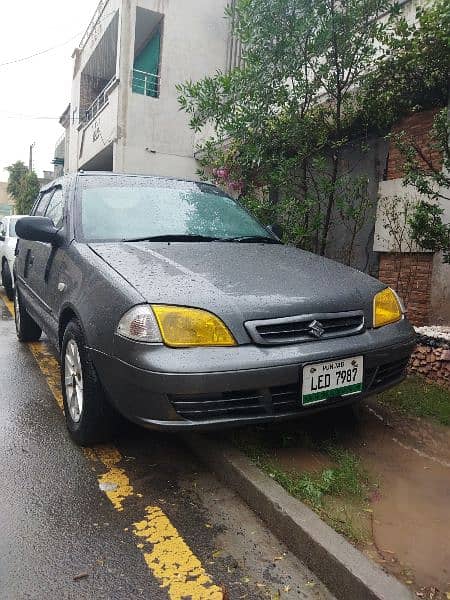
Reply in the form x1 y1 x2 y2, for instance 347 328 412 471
14 172 416 445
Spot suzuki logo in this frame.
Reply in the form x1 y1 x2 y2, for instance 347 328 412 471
308 319 325 338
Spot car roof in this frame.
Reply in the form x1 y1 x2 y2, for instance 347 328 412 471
39 171 216 193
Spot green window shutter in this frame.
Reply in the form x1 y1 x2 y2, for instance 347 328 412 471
133 28 161 97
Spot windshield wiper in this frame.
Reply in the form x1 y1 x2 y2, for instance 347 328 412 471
122 234 282 244
122 234 224 243
224 236 282 244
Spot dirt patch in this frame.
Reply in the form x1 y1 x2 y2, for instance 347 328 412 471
231 396 450 598
347 403 450 593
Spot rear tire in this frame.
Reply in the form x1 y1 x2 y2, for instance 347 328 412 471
2 260 14 301
14 288 42 342
61 319 117 446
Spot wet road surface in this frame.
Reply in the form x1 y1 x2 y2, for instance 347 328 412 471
0 291 333 600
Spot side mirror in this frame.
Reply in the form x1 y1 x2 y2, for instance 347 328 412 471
266 223 283 240
15 217 60 245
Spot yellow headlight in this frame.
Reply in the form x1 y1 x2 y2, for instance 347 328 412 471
151 305 237 348
373 288 403 328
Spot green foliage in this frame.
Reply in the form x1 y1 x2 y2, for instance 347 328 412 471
409 201 450 261
178 0 448 262
178 0 394 257
378 375 450 426
361 0 450 131
6 162 40 215
243 443 367 508
391 108 450 263
6 161 28 201
17 172 40 215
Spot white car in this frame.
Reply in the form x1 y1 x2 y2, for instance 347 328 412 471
0 215 25 300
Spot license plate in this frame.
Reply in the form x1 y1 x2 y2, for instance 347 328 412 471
302 356 363 406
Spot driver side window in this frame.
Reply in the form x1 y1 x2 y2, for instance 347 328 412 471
45 188 64 228
33 193 51 216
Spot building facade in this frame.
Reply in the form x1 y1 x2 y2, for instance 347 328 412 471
61 0 238 179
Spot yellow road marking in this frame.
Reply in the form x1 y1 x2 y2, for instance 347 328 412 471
2 292 14 315
28 342 64 410
134 507 223 600
89 445 135 512
0 291 223 599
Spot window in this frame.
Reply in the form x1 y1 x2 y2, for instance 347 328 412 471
45 188 65 228
0 220 5 239
33 193 51 216
132 10 162 98
79 177 273 243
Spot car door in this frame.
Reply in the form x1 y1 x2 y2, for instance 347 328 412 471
17 189 58 333
41 186 67 338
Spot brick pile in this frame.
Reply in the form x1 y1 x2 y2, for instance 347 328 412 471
409 334 450 390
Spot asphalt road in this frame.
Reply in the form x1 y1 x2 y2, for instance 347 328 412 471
0 291 333 600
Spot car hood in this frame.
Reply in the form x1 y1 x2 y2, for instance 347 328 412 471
89 242 384 336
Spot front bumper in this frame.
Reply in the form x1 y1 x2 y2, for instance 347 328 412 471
91 319 416 430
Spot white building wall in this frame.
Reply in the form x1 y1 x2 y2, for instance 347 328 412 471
65 0 230 178
116 0 229 178
68 0 121 173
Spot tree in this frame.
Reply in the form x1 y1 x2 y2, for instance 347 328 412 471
360 0 450 263
361 0 450 132
393 108 450 263
6 161 40 214
16 171 40 215
6 161 28 201
178 0 394 256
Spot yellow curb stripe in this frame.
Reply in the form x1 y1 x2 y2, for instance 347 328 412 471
0 290 223 599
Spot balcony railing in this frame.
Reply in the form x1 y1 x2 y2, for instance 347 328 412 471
132 69 160 98
79 0 109 51
83 76 117 125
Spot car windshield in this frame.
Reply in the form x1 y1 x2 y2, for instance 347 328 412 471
79 178 275 243
8 218 20 238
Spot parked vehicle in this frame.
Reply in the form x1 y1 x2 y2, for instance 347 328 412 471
0 215 26 300
13 173 416 446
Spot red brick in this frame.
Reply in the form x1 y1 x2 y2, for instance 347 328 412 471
378 252 433 326
386 108 443 180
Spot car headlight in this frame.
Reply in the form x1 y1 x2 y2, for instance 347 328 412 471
117 304 236 347
152 305 236 347
373 288 403 328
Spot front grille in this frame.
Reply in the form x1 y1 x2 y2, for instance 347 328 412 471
369 358 409 391
170 389 265 421
245 311 365 345
271 384 300 413
171 385 301 421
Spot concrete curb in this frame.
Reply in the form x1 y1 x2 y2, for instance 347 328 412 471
184 434 413 600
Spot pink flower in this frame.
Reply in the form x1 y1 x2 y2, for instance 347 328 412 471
216 167 230 180
229 179 244 192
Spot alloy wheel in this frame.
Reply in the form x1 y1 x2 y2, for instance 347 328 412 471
65 339 84 423
14 291 21 334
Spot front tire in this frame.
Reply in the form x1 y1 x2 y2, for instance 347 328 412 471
2 260 14 301
61 319 117 446
14 288 42 342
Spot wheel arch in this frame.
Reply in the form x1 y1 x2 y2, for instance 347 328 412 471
59 304 86 349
